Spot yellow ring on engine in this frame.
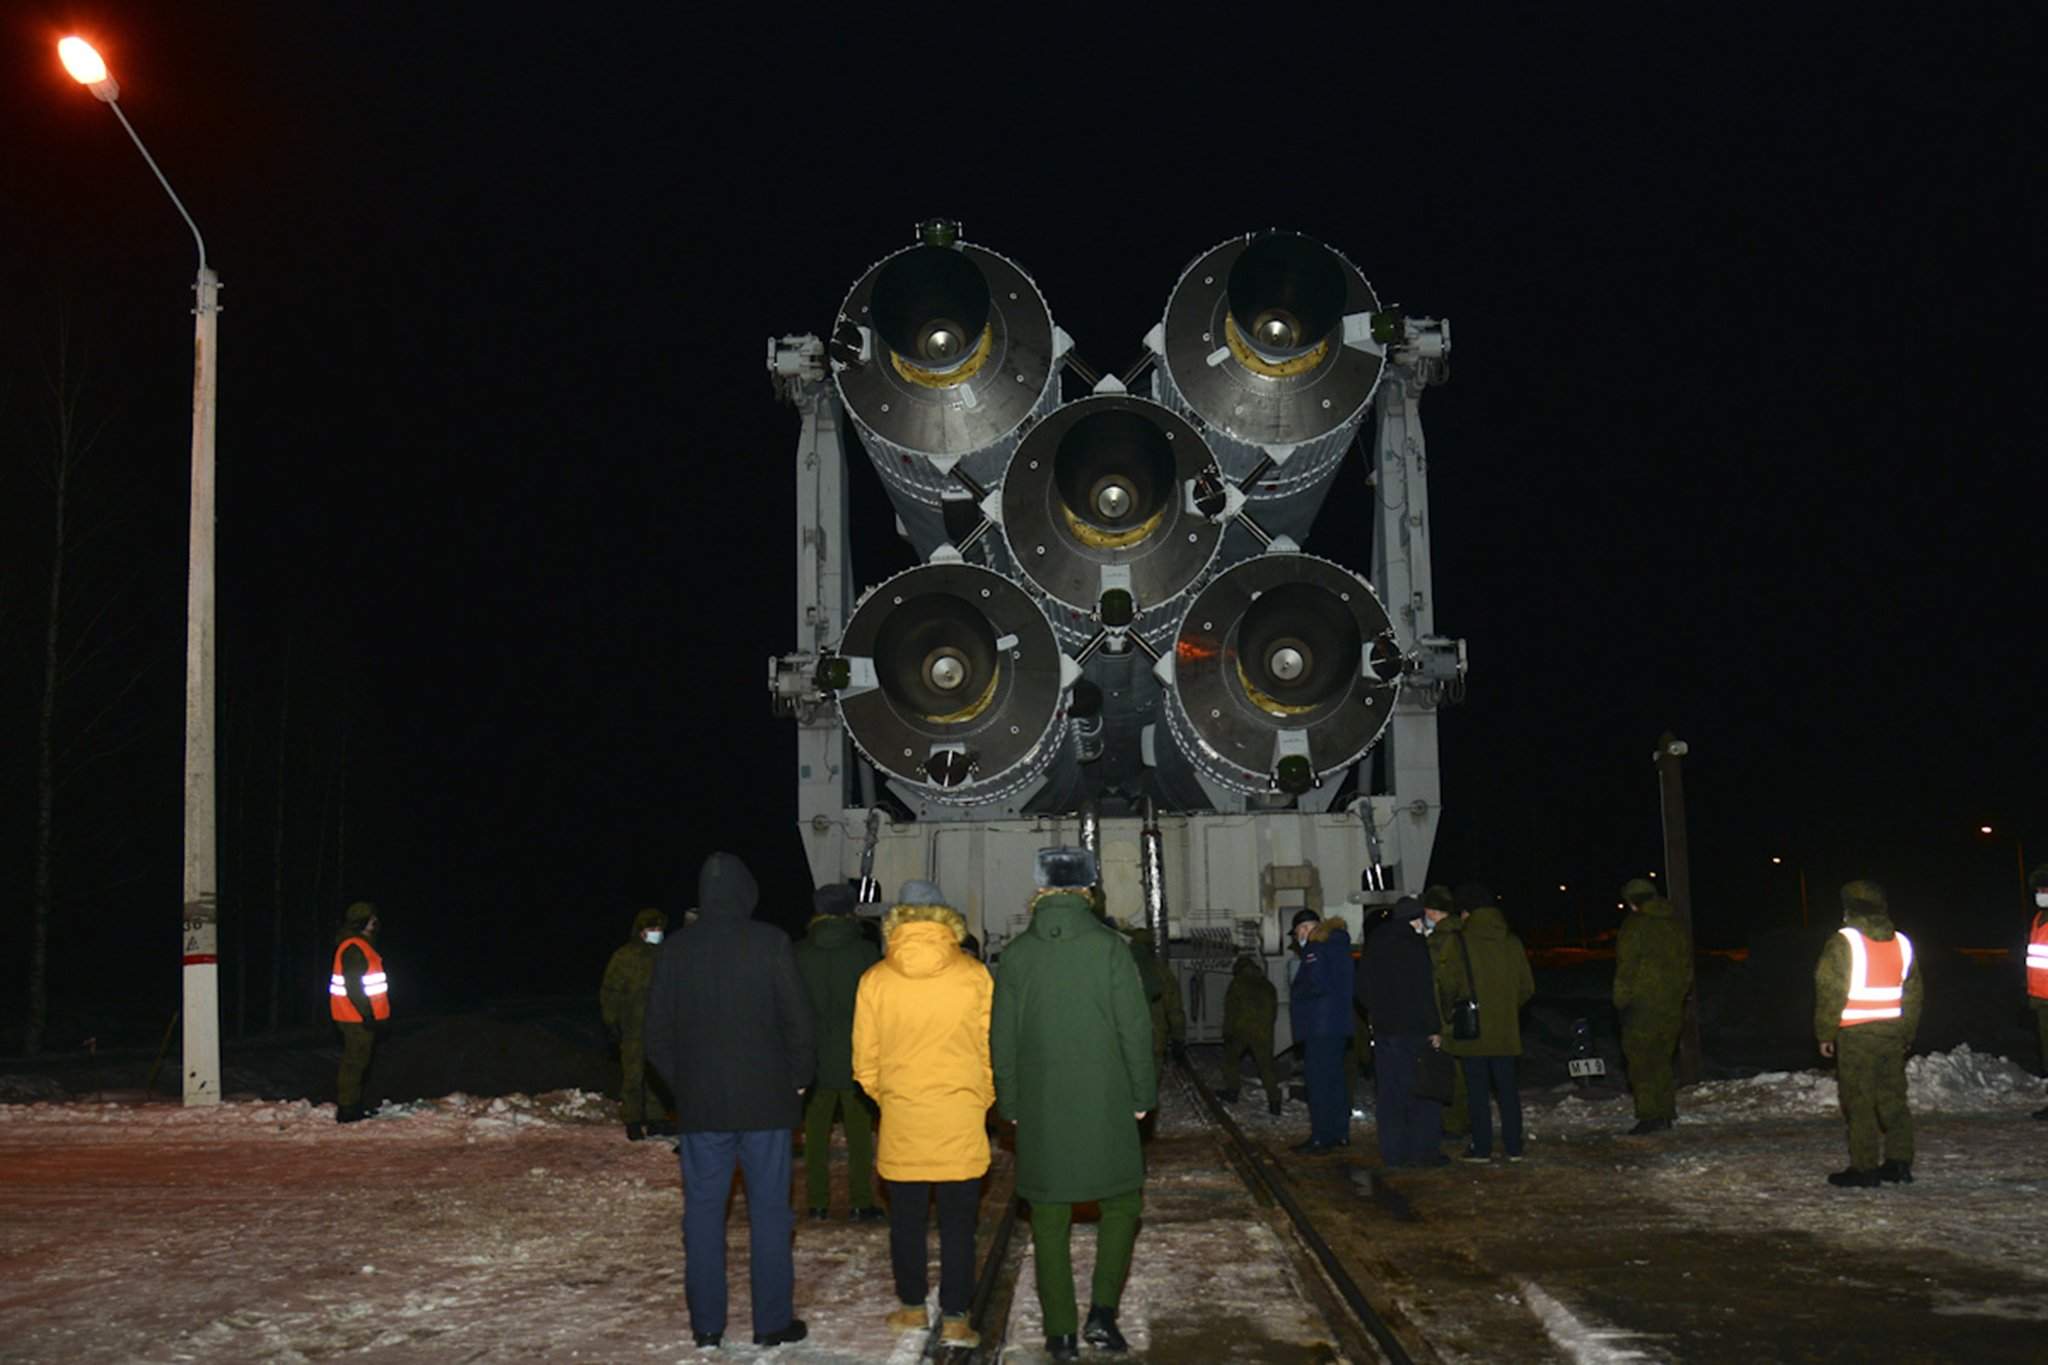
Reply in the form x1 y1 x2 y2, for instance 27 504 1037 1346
1059 499 1166 550
923 662 1001 725
891 324 995 389
1237 657 1319 717
1224 314 1330 378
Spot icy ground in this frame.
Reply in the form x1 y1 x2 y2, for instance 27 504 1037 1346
3 1048 2047 1362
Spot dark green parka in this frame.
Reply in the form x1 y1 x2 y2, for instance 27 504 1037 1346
796 912 881 1091
1613 896 1693 1027
1814 905 1923 1046
992 891 1157 1203
1223 955 1277 1041
599 908 666 1042
1433 906 1535 1057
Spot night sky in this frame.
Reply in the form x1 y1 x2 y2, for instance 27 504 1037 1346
1 7 2035 1039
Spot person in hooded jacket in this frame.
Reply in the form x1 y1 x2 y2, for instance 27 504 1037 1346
1613 877 1694 1135
645 852 814 1352
1434 884 1535 1162
851 879 994 1349
1814 879 1923 1187
1287 908 1355 1154
600 907 672 1140
795 883 882 1220
1218 954 1282 1115
992 848 1155 1361
1419 884 1470 1138
1358 896 1446 1167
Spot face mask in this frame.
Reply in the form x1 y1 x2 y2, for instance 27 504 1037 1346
2035 892 2048 909
642 929 664 945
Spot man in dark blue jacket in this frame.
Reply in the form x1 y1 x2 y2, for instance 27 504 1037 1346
1357 897 1448 1167
647 852 815 1351
1288 908 1355 1154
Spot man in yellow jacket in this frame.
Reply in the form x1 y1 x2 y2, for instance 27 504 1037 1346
851 879 994 1349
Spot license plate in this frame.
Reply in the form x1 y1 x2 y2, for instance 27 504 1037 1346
1568 1058 1606 1078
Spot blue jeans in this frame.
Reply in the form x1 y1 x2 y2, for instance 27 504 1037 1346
1460 1055 1523 1158
679 1129 795 1338
1303 1035 1352 1145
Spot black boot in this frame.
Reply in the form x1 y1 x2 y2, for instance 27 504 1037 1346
1046 1334 1079 1361
1877 1159 1914 1183
1214 1087 1241 1103
1082 1305 1128 1352
1267 1096 1284 1117
1827 1166 1880 1188
335 1103 364 1124
752 1319 807 1347
623 1122 646 1142
1626 1118 1671 1135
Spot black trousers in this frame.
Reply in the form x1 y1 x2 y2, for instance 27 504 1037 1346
888 1176 982 1316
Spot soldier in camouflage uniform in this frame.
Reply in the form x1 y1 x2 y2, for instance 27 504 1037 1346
1815 880 1923 1187
1126 926 1185 1071
796 883 882 1219
1217 955 1283 1114
1420 885 1468 1139
1613 877 1693 1134
331 901 388 1123
600 907 671 1140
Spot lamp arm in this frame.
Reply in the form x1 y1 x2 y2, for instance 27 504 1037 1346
106 99 207 274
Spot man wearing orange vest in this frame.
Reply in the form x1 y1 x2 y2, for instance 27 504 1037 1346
331 901 391 1124
2026 865 2048 1120
1814 880 1922 1187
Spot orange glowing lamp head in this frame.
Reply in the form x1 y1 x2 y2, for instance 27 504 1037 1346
59 36 120 102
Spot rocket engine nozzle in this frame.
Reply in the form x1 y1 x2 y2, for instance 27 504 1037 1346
832 562 1072 807
1001 394 1224 648
1162 552 1401 798
871 245 992 372
1226 232 1348 365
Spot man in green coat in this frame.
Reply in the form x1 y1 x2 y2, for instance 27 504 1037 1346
794 883 882 1219
2026 865 2048 1120
1218 955 1283 1115
1815 880 1923 1187
1434 885 1535 1162
331 901 389 1124
1613 877 1694 1134
993 848 1155 1362
600 907 671 1140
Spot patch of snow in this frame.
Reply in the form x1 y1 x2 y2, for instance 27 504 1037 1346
1518 1279 1665 1363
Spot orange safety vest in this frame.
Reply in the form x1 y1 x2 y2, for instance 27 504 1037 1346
330 936 391 1023
1837 926 1911 1027
2028 916 2048 1001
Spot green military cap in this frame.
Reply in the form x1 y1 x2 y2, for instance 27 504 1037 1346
631 907 668 934
343 901 377 927
2031 864 2048 891
1839 879 1887 912
1422 884 1457 914
1620 878 1658 907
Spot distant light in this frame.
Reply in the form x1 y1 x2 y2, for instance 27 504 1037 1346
1771 856 1783 865
1980 824 1995 835
1557 883 1568 892
58 37 107 84
1647 871 1657 878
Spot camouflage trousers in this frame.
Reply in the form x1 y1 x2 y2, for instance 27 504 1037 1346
803 1087 875 1210
1622 1015 1682 1121
1219 1029 1280 1104
618 1032 657 1123
336 1021 376 1108
1836 1029 1912 1169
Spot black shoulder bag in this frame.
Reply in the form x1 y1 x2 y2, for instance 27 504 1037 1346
1449 934 1482 1041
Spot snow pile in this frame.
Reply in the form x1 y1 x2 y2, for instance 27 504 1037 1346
1903 1043 2043 1110
373 1087 616 1126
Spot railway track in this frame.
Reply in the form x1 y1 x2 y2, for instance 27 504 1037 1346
947 1059 1425 1362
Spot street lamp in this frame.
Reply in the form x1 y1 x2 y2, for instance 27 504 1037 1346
1976 825 2030 898
59 35 221 1107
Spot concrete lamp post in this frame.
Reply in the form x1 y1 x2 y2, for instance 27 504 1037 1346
59 35 222 1106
